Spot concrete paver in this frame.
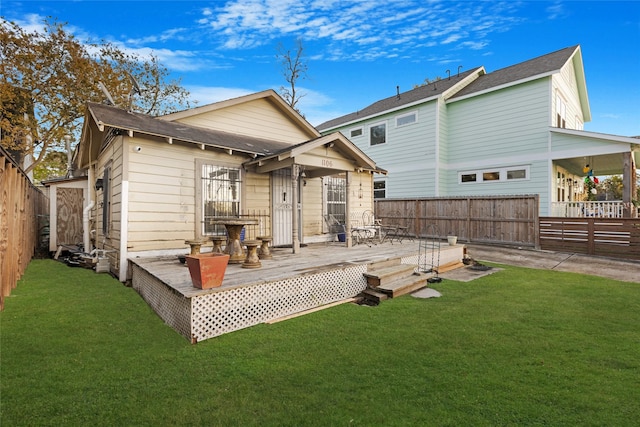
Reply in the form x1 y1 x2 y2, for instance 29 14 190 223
464 244 640 283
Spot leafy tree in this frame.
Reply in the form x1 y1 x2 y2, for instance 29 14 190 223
1 17 192 176
33 150 68 183
597 175 623 200
276 38 307 114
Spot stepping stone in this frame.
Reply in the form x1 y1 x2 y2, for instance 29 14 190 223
412 288 442 299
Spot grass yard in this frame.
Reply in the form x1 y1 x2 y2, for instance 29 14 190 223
1 259 639 426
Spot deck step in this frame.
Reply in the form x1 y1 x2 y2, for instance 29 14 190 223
377 273 429 298
360 288 389 305
363 263 417 287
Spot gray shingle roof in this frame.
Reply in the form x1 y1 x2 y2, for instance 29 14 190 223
317 67 482 131
317 45 579 131
86 102 292 156
449 45 579 99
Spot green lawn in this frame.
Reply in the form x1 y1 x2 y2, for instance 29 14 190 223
1 259 639 426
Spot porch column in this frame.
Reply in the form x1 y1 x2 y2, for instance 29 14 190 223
345 171 352 247
622 152 637 218
291 164 300 253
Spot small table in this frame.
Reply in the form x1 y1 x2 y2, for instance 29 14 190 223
210 217 259 264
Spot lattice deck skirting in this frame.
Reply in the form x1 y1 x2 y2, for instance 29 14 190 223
191 264 367 342
131 263 368 343
130 244 464 343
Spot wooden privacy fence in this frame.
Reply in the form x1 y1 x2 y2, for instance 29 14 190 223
375 195 539 247
0 147 49 310
539 217 640 260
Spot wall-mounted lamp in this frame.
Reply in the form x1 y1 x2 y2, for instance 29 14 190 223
95 178 104 191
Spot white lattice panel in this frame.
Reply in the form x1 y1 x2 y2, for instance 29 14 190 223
191 264 367 342
132 265 192 341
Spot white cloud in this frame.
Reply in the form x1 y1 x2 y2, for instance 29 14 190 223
185 86 255 106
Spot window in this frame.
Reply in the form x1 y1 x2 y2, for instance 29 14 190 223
461 173 477 183
374 180 386 199
324 176 346 224
101 163 111 235
396 112 416 127
556 93 567 128
370 122 386 146
350 127 363 138
483 171 500 181
460 166 529 184
201 164 242 236
507 169 527 180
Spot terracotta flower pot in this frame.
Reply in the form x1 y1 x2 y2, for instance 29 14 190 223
186 253 230 289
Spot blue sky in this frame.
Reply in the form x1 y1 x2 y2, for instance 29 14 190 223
3 0 639 136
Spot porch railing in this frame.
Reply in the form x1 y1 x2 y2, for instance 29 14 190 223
551 201 637 218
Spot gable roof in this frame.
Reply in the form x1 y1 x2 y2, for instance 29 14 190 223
317 67 483 131
319 45 590 131
244 132 384 176
159 89 320 139
84 101 292 156
449 45 580 100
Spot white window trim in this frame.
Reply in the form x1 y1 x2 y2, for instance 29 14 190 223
369 121 387 146
373 178 387 199
395 111 417 128
349 127 364 138
459 165 530 184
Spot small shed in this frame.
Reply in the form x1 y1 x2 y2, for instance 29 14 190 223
41 176 89 252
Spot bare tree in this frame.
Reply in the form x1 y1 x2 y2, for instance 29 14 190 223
1 17 192 175
276 38 308 114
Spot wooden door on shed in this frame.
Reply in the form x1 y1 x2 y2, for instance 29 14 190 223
56 187 84 247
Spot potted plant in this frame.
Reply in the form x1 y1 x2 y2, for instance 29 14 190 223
185 253 230 289
447 232 458 246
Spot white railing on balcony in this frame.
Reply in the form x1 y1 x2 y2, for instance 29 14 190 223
551 201 633 218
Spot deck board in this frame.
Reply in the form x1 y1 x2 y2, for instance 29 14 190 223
130 241 464 298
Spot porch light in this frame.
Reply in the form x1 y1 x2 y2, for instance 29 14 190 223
95 178 104 191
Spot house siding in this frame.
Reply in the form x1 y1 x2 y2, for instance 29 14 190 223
334 103 438 198
95 134 124 273
553 59 585 129
171 98 310 144
446 79 551 163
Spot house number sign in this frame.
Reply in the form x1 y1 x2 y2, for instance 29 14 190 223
322 159 333 168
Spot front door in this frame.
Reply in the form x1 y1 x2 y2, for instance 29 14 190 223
272 169 292 246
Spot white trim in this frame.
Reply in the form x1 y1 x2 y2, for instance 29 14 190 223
119 180 129 282
369 121 387 146
458 165 530 184
550 127 640 145
322 96 440 132
447 71 558 104
395 111 417 128
349 127 364 138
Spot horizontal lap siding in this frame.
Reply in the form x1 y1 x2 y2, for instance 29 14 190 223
341 103 438 198
447 79 550 163
126 139 242 251
302 178 323 236
173 98 310 144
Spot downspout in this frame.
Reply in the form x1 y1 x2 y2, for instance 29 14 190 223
83 165 95 253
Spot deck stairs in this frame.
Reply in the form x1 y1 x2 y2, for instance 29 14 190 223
360 257 428 305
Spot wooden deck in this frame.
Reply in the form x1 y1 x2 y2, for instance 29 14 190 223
129 240 465 342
